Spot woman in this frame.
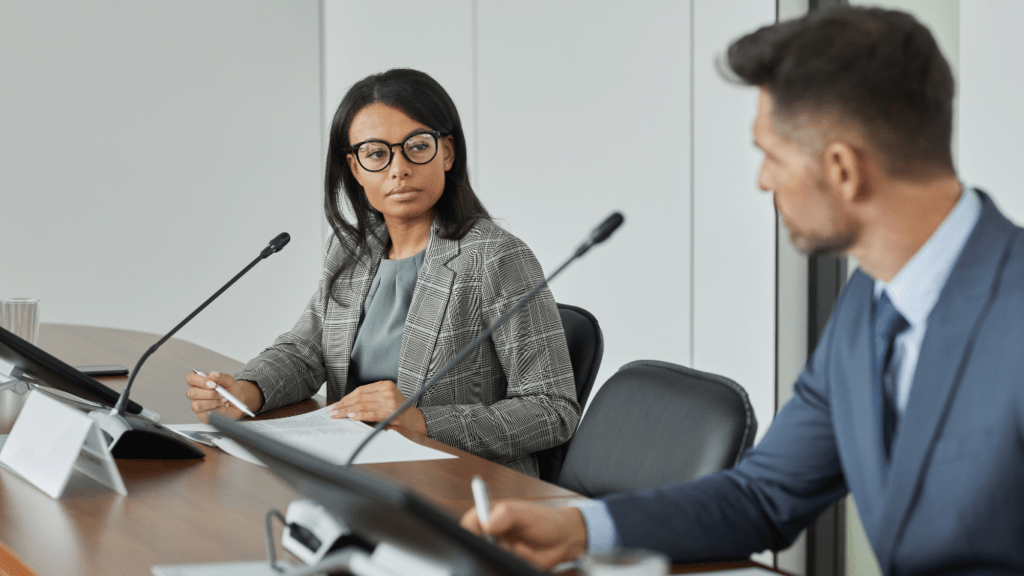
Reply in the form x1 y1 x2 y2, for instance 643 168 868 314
185 68 580 476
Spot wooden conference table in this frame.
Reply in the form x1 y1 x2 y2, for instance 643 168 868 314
0 324 780 576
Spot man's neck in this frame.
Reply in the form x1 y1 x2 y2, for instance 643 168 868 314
848 176 962 282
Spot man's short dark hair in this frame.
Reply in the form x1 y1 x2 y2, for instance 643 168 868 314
727 7 955 177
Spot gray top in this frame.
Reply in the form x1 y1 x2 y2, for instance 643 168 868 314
347 249 426 387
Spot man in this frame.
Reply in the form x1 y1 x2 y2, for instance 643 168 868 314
461 7 1024 575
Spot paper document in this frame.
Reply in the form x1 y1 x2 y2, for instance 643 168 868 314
167 407 455 465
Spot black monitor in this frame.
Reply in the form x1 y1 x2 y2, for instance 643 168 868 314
0 326 145 415
209 413 547 576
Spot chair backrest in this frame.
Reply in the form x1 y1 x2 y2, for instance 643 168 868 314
536 303 604 483
556 360 757 498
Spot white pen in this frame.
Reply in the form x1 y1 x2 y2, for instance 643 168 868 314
471 475 495 543
192 369 256 418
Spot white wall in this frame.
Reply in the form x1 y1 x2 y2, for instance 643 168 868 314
691 0 777 444
959 0 1024 225
0 1 324 366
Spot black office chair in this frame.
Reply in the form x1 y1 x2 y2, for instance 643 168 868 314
555 360 757 498
535 303 604 483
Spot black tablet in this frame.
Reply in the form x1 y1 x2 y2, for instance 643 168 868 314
0 326 145 414
210 413 547 576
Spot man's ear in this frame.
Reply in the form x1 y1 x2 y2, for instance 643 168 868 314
822 141 864 202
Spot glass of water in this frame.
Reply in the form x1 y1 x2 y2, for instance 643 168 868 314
1 298 41 345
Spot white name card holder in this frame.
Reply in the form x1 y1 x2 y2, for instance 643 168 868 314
0 390 127 498
0 358 29 395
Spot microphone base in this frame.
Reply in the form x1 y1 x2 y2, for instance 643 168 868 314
90 410 205 460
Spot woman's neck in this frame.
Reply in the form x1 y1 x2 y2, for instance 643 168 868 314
384 211 433 260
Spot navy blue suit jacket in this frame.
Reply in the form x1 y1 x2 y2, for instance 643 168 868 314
602 193 1024 575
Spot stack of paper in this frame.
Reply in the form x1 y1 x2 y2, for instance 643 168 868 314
168 407 455 466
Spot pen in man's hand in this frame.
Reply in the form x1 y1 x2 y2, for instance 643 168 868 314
471 474 495 543
192 369 256 418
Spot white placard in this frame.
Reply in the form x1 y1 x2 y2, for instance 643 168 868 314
0 390 126 498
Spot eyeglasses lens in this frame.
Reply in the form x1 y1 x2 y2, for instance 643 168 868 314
357 133 438 172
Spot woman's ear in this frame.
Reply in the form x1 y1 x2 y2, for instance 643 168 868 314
442 135 455 171
347 153 366 186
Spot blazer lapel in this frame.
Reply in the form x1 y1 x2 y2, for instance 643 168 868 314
843 273 891 508
396 223 460 400
326 227 387 398
874 194 1018 568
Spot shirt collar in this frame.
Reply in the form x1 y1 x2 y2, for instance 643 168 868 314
874 188 982 328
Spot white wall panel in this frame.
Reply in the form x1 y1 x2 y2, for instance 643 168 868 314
476 1 693 391
0 1 323 365
959 0 1024 225
692 0 777 441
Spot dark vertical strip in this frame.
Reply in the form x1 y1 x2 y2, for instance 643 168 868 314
799 0 851 565
801 1 849 573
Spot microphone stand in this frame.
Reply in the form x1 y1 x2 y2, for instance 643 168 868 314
89 233 290 459
345 213 624 465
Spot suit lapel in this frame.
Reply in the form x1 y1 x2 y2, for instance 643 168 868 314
840 273 891 511
396 223 460 400
327 227 387 397
874 194 1018 567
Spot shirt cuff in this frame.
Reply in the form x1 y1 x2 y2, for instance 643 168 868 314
568 499 620 554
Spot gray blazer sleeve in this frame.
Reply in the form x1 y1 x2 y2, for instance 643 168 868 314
418 226 581 473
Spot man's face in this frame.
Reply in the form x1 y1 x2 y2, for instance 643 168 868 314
753 90 857 255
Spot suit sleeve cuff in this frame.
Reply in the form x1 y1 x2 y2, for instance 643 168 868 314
568 499 620 554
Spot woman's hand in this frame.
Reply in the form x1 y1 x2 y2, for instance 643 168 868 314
328 380 427 435
185 371 263 423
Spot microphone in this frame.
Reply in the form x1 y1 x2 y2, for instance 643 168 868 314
261 232 291 259
345 213 624 465
90 233 291 459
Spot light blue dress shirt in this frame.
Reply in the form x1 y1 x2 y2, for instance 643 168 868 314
572 188 982 554
874 189 981 413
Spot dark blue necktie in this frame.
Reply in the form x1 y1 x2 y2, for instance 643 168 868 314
873 291 908 463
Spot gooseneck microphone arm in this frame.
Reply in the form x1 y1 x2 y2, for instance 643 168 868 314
344 213 624 466
111 232 290 416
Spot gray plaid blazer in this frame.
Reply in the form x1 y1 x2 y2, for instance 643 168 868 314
235 218 580 476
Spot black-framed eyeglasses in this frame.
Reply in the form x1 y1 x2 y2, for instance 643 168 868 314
349 130 448 172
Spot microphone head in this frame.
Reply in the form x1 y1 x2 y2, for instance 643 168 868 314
592 212 624 244
261 232 291 258
270 232 290 253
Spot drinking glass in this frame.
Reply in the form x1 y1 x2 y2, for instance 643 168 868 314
1 298 40 345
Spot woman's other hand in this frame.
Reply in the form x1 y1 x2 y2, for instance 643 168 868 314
185 371 263 423
328 380 427 435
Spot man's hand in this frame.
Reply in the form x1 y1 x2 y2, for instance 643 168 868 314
460 500 588 570
328 380 428 435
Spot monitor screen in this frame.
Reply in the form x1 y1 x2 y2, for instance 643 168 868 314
0 327 144 414
210 413 546 576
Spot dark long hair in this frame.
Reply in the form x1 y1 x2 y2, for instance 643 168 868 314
323 68 489 290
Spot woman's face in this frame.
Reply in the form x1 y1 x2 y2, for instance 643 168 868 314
346 103 454 227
